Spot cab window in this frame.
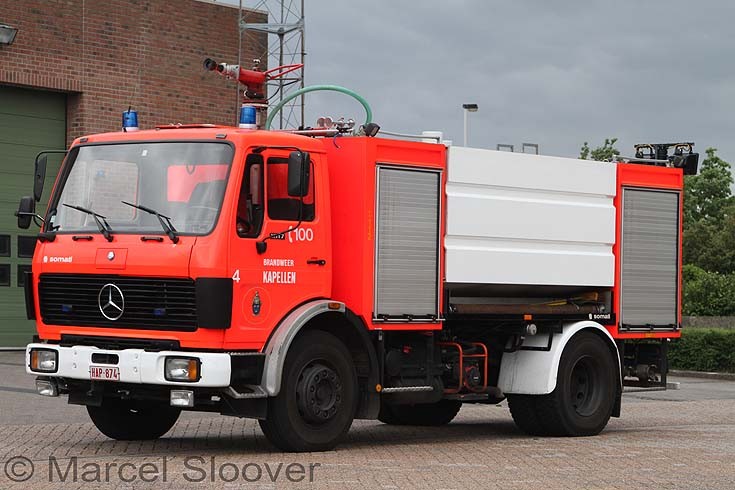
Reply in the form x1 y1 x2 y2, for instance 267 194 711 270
266 156 314 221
236 154 265 238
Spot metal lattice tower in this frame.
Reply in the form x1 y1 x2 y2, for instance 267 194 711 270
239 0 305 129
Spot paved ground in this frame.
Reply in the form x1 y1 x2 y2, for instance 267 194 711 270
1 351 734 489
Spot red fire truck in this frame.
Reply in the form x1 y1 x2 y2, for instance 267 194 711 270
17 89 698 452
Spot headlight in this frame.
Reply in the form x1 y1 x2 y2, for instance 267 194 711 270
164 357 200 382
30 349 58 373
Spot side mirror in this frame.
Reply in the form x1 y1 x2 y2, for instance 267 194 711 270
15 196 36 229
34 154 48 202
288 151 310 197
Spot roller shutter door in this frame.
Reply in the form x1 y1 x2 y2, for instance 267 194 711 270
620 188 680 330
374 167 440 320
0 86 66 347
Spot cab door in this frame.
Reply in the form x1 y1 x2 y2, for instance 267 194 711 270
226 149 331 350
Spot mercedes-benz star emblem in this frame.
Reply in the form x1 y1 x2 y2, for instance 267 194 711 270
107 251 115 261
98 283 124 321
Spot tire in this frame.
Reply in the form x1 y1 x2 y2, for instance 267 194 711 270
378 399 462 426
87 400 180 440
510 331 617 437
259 330 358 452
507 394 548 435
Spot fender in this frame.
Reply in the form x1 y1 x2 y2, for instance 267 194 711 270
260 299 379 403
497 320 622 395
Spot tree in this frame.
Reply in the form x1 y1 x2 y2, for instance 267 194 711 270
682 148 735 273
683 148 733 228
579 138 620 161
681 264 735 316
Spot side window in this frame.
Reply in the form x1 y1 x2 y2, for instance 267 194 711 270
236 154 265 238
266 156 315 222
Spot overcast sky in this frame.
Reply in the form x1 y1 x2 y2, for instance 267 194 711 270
232 1 735 163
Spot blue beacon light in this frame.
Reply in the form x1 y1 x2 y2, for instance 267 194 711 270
239 104 257 129
122 109 139 132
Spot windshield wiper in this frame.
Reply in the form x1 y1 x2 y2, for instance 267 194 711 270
62 203 114 242
121 201 179 243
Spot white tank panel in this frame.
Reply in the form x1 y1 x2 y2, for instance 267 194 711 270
445 147 617 287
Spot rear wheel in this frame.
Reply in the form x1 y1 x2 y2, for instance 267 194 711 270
87 400 180 440
510 331 617 437
507 394 547 435
378 399 462 426
259 330 358 452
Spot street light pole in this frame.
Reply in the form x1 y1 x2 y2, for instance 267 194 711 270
462 103 478 147
463 109 468 147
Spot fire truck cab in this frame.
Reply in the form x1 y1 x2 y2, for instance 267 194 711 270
18 123 695 452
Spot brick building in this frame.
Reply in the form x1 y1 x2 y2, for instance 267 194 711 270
0 0 266 346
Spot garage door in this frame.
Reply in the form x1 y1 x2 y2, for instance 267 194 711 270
0 86 66 347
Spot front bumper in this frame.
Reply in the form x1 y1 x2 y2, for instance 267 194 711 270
26 343 232 388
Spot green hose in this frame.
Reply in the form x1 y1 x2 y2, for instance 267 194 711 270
264 85 373 130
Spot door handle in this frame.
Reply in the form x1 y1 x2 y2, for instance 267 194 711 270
307 259 327 266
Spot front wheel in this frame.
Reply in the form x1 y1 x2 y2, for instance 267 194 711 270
259 330 358 452
87 400 180 440
509 331 617 437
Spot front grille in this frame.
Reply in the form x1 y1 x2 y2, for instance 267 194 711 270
39 274 197 331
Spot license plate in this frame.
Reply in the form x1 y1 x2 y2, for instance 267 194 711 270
90 365 120 381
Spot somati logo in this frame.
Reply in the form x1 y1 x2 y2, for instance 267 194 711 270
43 256 73 263
588 313 612 320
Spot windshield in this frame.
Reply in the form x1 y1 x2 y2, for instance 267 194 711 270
48 142 234 235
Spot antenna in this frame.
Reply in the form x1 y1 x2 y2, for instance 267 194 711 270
240 0 305 129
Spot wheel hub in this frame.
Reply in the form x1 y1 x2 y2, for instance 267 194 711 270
570 356 599 417
296 363 343 424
